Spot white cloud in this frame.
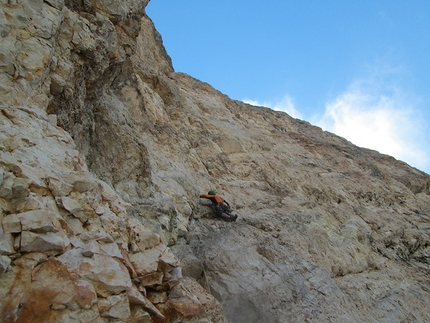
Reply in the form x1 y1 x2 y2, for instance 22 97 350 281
243 95 303 119
242 75 429 174
313 80 429 172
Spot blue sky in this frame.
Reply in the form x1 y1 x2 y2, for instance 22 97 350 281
146 1 430 175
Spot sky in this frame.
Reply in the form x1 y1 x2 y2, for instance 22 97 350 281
146 1 430 175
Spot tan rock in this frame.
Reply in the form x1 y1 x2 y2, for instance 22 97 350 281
0 130 20 153
2 213 21 233
12 252 48 269
130 306 152 323
0 0 428 321
0 256 98 322
130 244 167 276
180 277 226 323
162 281 208 321
98 293 130 320
139 271 164 287
33 258 97 309
62 213 84 235
99 242 122 258
60 196 85 220
17 209 59 233
159 247 181 268
82 240 100 257
13 233 20 251
125 284 164 319
15 195 45 213
0 255 11 276
20 37 52 81
0 172 14 199
48 177 74 197
0 230 14 255
95 204 105 215
217 137 244 154
60 173 98 194
119 248 138 278
147 291 168 304
71 18 96 52
80 228 114 243
12 177 29 199
129 218 162 251
20 231 68 254
58 249 132 294
50 302 66 310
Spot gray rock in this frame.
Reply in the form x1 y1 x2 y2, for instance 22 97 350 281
170 244 203 280
0 169 4 189
0 255 11 275
12 177 29 199
81 240 99 257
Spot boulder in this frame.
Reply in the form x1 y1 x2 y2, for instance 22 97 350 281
98 293 130 320
0 172 14 199
80 228 114 243
57 249 132 294
129 244 167 276
126 284 165 318
2 213 21 233
17 209 59 233
20 231 69 254
0 230 15 255
60 196 85 220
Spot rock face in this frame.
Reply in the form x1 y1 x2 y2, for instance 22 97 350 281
1 0 429 322
0 0 220 322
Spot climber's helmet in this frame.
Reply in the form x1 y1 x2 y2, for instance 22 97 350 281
208 189 216 195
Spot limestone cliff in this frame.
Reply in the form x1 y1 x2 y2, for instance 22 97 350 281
0 0 429 322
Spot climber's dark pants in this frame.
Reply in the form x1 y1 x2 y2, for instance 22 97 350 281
215 203 231 218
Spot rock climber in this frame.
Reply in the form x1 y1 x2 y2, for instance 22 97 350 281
199 190 238 222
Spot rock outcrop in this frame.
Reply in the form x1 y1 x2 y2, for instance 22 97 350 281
0 0 221 322
1 0 429 322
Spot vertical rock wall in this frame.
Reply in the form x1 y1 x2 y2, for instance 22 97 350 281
0 0 225 322
1 0 430 322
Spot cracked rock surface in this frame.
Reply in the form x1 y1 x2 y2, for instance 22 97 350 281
1 0 429 322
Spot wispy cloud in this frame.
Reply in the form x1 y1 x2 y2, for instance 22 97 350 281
243 75 429 174
313 78 429 173
243 94 303 119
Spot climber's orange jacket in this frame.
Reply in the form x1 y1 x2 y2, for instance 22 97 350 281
199 194 229 207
